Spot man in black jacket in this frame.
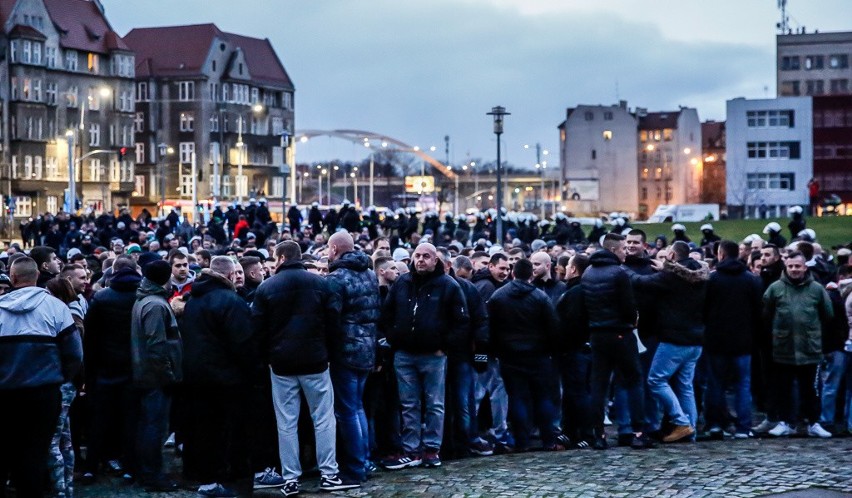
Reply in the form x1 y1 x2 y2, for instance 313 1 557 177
381 243 469 469
704 241 763 439
252 241 356 495
81 256 141 483
628 241 709 443
530 252 567 305
326 232 380 484
488 259 562 451
753 243 784 432
181 256 258 496
582 233 651 450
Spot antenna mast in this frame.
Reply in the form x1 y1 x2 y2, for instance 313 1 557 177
777 0 789 34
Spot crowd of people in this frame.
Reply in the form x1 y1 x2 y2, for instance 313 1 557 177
1 199 851 498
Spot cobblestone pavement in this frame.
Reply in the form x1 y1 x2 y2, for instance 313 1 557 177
74 436 852 498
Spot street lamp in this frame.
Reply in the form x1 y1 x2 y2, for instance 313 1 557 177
487 106 510 245
525 143 549 218
65 130 75 212
235 104 265 205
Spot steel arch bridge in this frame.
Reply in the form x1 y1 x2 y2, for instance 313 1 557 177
295 129 457 180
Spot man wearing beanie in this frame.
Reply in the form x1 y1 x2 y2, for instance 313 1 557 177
131 259 182 491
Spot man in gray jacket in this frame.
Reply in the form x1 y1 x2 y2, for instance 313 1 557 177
131 259 182 492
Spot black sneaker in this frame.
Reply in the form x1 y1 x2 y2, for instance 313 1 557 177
469 439 494 456
593 434 609 450
281 480 300 497
320 474 360 491
142 477 179 492
381 453 422 470
617 433 634 447
422 450 441 468
631 433 656 449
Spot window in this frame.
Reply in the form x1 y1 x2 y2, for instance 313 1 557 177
283 92 292 109
21 78 31 100
603 111 613 121
639 130 648 142
239 63 244 74
180 113 194 132
119 90 133 112
33 42 41 64
111 160 121 182
10 40 17 63
272 177 284 198
805 80 825 95
34 156 42 179
641 187 647 200
780 80 801 96
180 171 194 196
65 50 78 71
655 167 662 179
641 168 649 179
15 196 32 217
134 175 146 196
33 79 41 101
89 159 101 181
25 117 33 139
178 81 194 101
584 111 594 121
663 129 673 141
212 60 217 72
804 55 824 70
121 125 133 146
136 82 149 101
603 130 612 140
746 141 801 159
22 40 31 63
87 53 99 73
830 79 849 94
210 114 219 132
11 156 18 178
46 157 58 179
591 149 596 160
89 123 100 146
46 82 57 105
746 110 794 128
179 142 195 163
222 175 232 197
134 112 145 132
747 172 795 191
272 117 284 136
135 143 145 163
251 87 259 104
66 85 78 107
222 83 230 102
209 82 219 101
45 47 56 68
88 87 100 110
24 156 33 178
46 196 58 214
829 54 849 69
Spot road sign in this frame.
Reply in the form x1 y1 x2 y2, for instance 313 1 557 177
404 175 435 193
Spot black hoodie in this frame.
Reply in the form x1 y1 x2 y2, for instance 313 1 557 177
488 279 559 359
705 258 763 356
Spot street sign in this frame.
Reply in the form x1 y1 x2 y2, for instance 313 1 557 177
404 175 435 193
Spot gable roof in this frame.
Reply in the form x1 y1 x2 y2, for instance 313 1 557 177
637 111 681 130
124 23 294 89
43 0 129 53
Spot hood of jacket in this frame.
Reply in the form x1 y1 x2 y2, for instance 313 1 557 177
504 279 537 298
169 270 195 290
471 266 504 287
779 270 815 287
714 257 748 275
0 286 51 313
110 268 142 292
329 250 371 273
191 269 236 297
411 258 447 285
663 258 710 283
137 277 170 300
589 249 622 267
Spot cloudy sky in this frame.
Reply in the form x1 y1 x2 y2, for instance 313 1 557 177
103 0 850 168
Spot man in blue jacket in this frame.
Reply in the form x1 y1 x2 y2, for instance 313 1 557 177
0 257 81 498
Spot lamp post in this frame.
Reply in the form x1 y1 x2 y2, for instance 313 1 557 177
65 130 75 213
487 106 510 245
158 143 174 217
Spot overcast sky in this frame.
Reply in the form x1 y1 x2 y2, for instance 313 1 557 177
102 0 851 167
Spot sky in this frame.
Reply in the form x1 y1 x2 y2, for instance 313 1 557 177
102 0 852 168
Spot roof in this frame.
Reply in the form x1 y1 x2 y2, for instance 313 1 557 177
124 23 293 88
701 121 725 148
637 111 681 130
43 0 129 53
9 24 46 40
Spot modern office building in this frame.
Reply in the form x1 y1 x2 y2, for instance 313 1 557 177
812 95 852 213
726 97 813 219
777 29 852 97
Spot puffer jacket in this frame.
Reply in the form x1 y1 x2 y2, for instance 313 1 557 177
582 250 636 332
381 259 469 354
763 272 833 365
471 267 505 302
181 270 257 385
326 251 380 371
704 258 763 356
84 268 141 384
487 279 559 359
131 278 183 388
251 261 340 376
628 258 709 346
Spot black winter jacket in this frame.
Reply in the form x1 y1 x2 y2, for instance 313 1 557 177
582 250 637 332
452 276 489 357
555 277 589 351
252 261 341 376
381 259 469 354
471 267 505 302
487 280 559 359
533 277 567 306
326 251 380 371
83 268 141 384
704 258 763 356
623 254 658 339
181 270 258 385
629 258 709 346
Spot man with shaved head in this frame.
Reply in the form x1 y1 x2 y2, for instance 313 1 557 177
381 243 470 470
326 231 380 485
531 252 567 305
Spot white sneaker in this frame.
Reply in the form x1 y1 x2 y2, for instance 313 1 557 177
751 418 775 433
808 422 832 438
733 431 754 439
768 421 795 437
604 415 613 426
164 432 176 447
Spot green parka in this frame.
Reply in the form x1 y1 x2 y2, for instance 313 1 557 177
763 272 832 365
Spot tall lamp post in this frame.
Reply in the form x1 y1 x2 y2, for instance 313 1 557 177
65 130 75 213
487 106 510 245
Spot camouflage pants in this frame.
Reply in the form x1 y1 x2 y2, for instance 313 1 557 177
48 382 77 498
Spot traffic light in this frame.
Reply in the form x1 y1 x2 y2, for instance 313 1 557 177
118 147 128 160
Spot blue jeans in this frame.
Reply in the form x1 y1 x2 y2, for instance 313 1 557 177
706 354 752 434
474 358 511 444
445 357 478 455
135 388 172 484
330 365 370 482
394 351 447 454
559 349 593 441
613 336 660 434
647 343 702 429
820 351 850 427
501 357 561 449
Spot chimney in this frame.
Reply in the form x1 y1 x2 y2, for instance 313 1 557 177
619 100 627 110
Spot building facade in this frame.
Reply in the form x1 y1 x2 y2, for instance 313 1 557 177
777 30 852 97
636 108 702 219
812 95 852 212
123 23 294 219
700 120 726 206
558 102 638 215
1 0 135 220
726 97 812 219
